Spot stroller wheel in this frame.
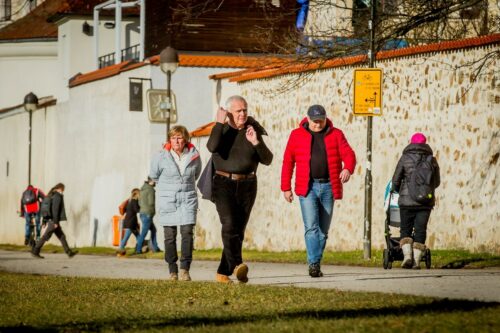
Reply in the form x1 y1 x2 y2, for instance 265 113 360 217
425 248 432 269
383 249 391 269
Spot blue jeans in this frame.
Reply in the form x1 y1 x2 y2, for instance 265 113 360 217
299 181 335 265
119 228 138 250
25 212 41 240
136 213 160 253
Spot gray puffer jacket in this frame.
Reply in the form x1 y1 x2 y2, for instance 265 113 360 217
392 143 440 208
149 143 202 226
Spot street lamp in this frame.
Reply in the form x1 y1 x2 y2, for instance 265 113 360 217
24 92 38 186
159 46 179 139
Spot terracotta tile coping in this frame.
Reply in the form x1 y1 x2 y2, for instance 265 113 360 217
228 33 500 82
69 54 285 88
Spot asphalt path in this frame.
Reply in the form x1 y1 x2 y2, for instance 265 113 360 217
1 250 499 302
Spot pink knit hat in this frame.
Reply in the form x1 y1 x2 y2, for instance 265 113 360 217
411 132 427 144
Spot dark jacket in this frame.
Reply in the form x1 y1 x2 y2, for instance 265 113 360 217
392 143 440 208
207 116 273 174
123 198 140 229
50 191 67 224
139 182 155 217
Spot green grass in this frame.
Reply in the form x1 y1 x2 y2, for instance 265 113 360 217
1 243 499 268
0 271 498 332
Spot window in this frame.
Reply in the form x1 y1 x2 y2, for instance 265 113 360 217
3 0 12 21
29 0 37 11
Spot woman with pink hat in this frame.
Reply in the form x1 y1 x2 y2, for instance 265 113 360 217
391 132 440 269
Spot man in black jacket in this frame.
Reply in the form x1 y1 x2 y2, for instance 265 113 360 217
392 133 440 269
31 183 78 259
207 95 273 283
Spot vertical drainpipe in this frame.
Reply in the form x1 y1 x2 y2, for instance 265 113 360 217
139 0 145 61
94 7 99 69
115 0 122 65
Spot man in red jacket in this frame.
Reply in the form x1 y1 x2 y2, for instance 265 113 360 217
20 185 45 245
281 105 356 277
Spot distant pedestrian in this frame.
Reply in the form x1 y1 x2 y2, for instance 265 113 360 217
207 95 273 283
135 177 161 254
150 125 202 281
19 184 45 245
281 105 356 277
31 183 78 259
116 188 141 257
391 132 440 269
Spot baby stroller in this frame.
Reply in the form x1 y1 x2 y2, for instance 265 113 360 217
383 183 431 269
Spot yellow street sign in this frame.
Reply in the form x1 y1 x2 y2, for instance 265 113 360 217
353 68 383 116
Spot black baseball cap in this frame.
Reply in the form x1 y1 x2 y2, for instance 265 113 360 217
307 105 326 120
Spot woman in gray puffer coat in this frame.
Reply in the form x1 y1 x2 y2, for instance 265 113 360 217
150 125 202 281
392 132 440 269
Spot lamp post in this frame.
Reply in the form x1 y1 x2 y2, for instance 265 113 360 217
159 46 179 140
24 92 38 186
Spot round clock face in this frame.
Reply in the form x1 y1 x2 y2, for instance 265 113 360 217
147 89 177 123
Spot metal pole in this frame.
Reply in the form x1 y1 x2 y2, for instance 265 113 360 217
94 8 99 69
28 109 32 185
363 0 376 260
166 70 171 139
115 0 122 65
139 0 145 61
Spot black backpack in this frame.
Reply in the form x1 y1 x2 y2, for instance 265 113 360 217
40 195 52 219
22 188 37 205
408 154 436 204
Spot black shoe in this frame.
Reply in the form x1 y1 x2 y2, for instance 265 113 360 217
24 238 29 246
31 252 44 259
67 250 78 258
308 263 323 278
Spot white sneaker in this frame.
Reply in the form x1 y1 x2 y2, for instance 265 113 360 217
179 269 191 281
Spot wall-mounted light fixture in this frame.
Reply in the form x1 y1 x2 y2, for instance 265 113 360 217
104 22 115 29
82 21 94 36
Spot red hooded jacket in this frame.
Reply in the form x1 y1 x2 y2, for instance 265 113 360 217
281 118 356 200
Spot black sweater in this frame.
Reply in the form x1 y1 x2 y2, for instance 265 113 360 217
207 117 273 174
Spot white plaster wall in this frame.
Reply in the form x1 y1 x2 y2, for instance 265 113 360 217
0 63 241 248
58 17 140 82
0 105 50 243
0 41 64 108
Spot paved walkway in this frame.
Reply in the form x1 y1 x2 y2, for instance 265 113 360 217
1 250 499 302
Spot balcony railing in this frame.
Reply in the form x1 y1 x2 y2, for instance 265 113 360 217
98 44 140 69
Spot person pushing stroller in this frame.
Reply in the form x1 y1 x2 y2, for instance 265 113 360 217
391 132 440 269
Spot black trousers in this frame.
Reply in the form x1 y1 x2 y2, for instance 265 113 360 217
33 221 70 254
163 224 194 273
213 174 257 276
399 208 432 244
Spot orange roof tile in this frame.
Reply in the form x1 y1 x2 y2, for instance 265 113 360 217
68 60 145 87
228 33 500 83
190 122 216 138
69 54 283 88
149 54 285 69
0 0 117 41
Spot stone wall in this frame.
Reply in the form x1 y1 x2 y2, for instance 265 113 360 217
195 44 500 253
